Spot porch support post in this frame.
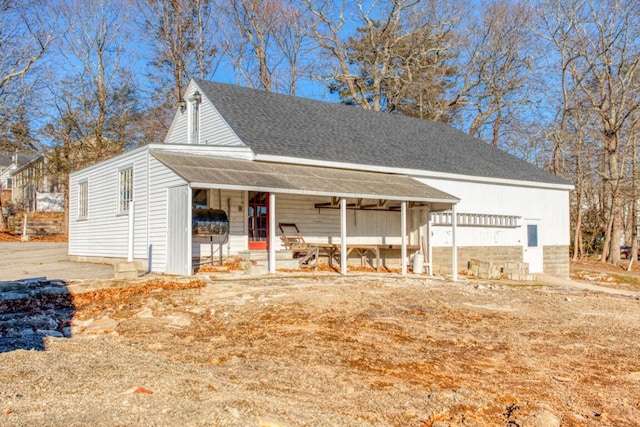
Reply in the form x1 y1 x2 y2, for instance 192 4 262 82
452 204 458 281
401 200 407 275
187 188 193 275
427 212 433 276
340 198 347 275
268 193 276 274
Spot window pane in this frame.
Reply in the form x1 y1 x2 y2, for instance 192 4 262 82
192 189 208 209
78 181 88 218
527 224 538 247
190 100 200 144
119 168 133 213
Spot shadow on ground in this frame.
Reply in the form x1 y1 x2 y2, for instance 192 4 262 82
0 279 75 352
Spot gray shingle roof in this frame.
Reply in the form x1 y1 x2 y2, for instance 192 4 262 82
194 79 567 185
0 151 37 169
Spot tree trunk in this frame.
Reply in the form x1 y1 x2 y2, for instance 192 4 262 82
63 178 69 236
0 196 6 231
606 134 623 265
491 105 502 148
572 205 583 260
628 132 638 271
256 43 271 92
602 208 613 262
609 199 623 265
627 200 637 271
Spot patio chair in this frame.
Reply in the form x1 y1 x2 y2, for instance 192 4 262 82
278 223 319 268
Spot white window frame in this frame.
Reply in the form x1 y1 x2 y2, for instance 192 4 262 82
78 179 88 219
118 166 133 215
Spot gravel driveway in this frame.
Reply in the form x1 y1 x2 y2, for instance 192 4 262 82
1 275 639 426
0 242 114 281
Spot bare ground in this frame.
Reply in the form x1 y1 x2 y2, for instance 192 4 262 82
1 274 639 426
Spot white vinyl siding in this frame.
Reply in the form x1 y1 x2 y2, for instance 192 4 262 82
164 108 188 144
69 148 149 261
147 155 188 272
416 177 570 249
167 185 191 274
164 82 245 147
274 194 406 248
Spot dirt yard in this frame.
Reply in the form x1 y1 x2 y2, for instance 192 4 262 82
1 272 639 426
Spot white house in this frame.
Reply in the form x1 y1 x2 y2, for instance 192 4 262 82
68 79 572 278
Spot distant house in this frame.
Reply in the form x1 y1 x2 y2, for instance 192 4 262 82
69 79 572 278
0 153 12 193
11 154 64 213
0 151 37 191
0 151 38 212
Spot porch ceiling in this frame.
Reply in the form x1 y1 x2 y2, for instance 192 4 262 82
151 150 459 208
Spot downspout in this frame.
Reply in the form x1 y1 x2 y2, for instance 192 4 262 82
146 151 150 272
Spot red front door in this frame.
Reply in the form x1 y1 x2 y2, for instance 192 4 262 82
248 191 269 250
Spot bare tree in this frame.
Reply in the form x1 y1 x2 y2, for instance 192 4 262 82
137 0 220 133
223 0 274 91
573 1 640 265
44 0 140 232
538 1 590 258
270 0 314 95
305 0 463 120
457 0 534 148
0 0 53 230
51 0 141 156
540 0 640 265
626 125 639 270
220 0 312 94
0 0 53 151
565 114 593 260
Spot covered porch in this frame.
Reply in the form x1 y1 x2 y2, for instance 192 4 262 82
152 151 460 277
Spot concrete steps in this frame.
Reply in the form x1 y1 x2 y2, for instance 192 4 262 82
237 251 301 273
115 262 140 279
238 250 294 262
10 214 65 236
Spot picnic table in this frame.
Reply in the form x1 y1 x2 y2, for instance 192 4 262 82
311 243 381 270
